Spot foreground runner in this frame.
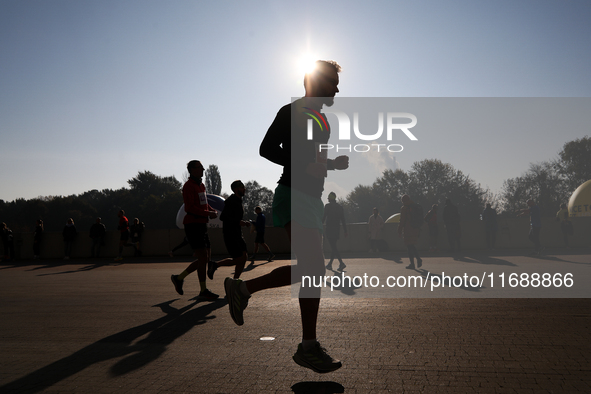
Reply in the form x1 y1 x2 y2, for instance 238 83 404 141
225 60 348 373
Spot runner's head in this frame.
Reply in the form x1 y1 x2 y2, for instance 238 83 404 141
231 180 246 197
304 60 341 106
187 160 204 179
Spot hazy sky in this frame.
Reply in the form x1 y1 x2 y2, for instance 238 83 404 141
1 0 590 204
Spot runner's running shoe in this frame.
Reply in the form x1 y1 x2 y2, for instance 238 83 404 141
207 260 218 280
224 277 249 326
170 274 184 295
292 342 342 373
198 288 219 300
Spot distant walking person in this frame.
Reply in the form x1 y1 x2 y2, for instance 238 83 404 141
517 199 543 255
1 222 15 261
250 206 274 263
207 180 251 280
62 218 78 260
424 204 438 251
130 218 145 256
556 203 573 248
114 210 134 261
443 199 461 252
224 60 346 373
33 219 44 259
89 217 106 258
323 192 347 271
481 203 498 250
398 195 423 269
367 208 384 253
170 160 219 300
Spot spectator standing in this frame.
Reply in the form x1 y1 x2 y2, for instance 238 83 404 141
89 217 106 258
130 218 145 256
62 218 78 260
33 220 44 259
481 203 498 250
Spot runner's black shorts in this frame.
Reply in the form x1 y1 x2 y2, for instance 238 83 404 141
119 230 130 242
223 232 247 258
255 232 265 244
184 223 211 250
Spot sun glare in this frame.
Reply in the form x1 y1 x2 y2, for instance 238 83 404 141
298 54 318 76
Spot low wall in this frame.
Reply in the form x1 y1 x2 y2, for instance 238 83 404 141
5 217 590 260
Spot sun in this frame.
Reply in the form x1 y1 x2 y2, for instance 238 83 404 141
297 54 319 76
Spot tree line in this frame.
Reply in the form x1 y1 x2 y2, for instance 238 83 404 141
1 136 589 232
339 136 590 223
0 165 275 233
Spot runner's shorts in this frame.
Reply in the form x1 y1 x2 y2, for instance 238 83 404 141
272 184 324 232
119 230 130 242
184 223 211 250
223 232 248 258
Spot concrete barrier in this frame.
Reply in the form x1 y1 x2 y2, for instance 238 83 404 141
6 217 590 260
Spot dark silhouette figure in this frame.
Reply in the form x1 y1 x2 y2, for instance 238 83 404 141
481 203 498 250
89 217 106 258
224 60 346 374
443 199 461 252
250 206 274 263
208 180 251 280
130 218 145 256
170 160 219 300
398 194 423 269
518 199 543 255
33 220 44 259
62 218 78 260
323 191 347 271
1 222 15 261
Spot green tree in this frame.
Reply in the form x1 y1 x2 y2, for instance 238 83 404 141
205 165 222 195
498 161 567 217
242 181 274 222
557 135 591 192
343 159 490 222
128 171 182 197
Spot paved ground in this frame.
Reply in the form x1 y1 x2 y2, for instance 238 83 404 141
1 250 590 393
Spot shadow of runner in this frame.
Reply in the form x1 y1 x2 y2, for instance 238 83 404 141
242 259 274 273
0 298 227 393
291 381 345 393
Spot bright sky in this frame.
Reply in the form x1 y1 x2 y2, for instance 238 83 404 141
1 0 590 203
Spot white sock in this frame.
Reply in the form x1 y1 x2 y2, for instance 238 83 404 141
302 339 317 351
239 281 251 297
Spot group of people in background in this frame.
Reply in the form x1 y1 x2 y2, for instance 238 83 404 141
360 196 573 265
0 213 145 261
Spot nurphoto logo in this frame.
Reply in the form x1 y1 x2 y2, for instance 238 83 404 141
307 110 418 153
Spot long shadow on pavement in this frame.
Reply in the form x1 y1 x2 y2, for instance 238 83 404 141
292 381 345 393
0 298 227 393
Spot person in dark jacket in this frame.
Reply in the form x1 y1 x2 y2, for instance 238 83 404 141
33 220 44 259
323 191 347 271
62 218 78 260
89 217 106 258
1 222 15 261
130 218 144 256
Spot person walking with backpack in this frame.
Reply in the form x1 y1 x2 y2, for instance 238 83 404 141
398 194 423 269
